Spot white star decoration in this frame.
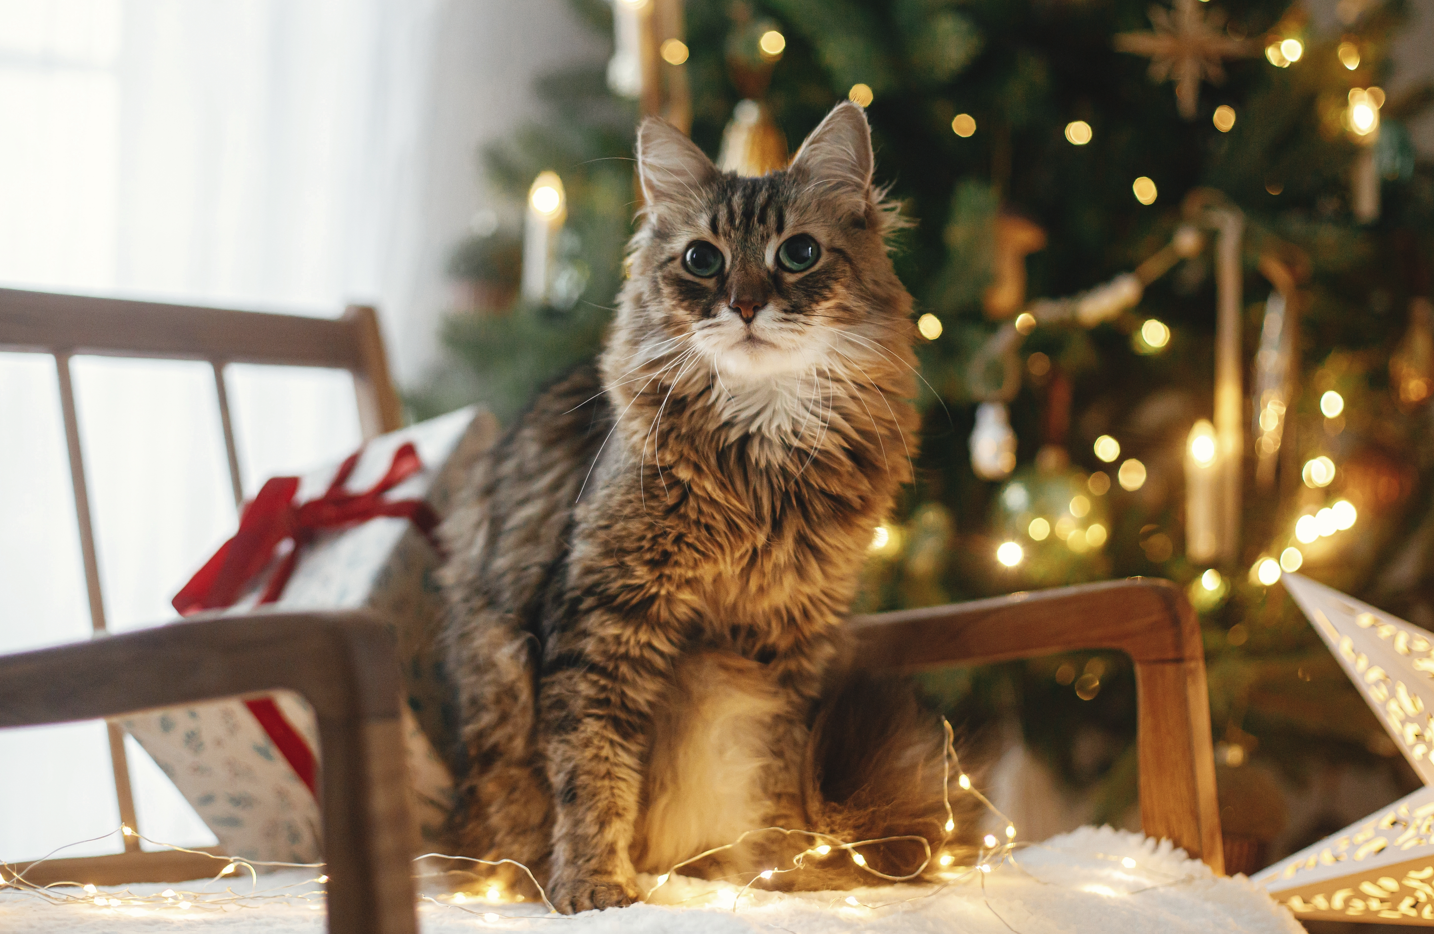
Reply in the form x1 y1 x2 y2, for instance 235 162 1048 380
1115 0 1258 120
1257 575 1434 924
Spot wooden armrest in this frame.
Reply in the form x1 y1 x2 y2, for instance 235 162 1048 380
849 578 1223 873
0 610 417 934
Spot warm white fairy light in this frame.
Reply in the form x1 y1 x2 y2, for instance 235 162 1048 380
1255 557 1282 586
996 541 1024 567
1014 311 1036 334
1189 422 1217 466
1093 435 1120 463
1132 176 1157 205
1302 456 1335 488
1212 105 1236 132
1333 499 1357 530
759 30 786 58
1064 120 1093 145
1117 459 1147 491
16 717 1024 922
845 895 860 905
1139 318 1171 350
1202 568 1222 591
1280 38 1303 62
983 834 998 848
952 113 976 138
1280 547 1303 573
1122 857 1137 869
917 313 944 340
1028 517 1050 541
848 83 874 107
1320 390 1344 418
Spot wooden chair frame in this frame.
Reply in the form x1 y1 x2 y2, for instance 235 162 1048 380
0 288 1223 934
0 287 403 882
0 611 417 934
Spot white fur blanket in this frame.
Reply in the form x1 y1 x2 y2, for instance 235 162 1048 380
0 827 1300 933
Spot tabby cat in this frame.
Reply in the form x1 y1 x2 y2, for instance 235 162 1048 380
439 102 975 914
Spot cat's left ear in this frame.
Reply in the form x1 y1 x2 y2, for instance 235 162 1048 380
788 102 874 201
636 117 718 212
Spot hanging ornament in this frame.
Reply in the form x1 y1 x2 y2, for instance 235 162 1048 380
1392 298 1434 408
1114 0 1259 120
521 171 566 305
606 0 649 99
982 214 1047 320
607 0 691 127
1250 290 1296 490
716 5 788 176
970 402 1018 481
993 457 1111 585
1255 574 1434 924
1203 201 1245 565
718 100 788 177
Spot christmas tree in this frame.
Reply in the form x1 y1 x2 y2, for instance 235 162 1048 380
415 0 1434 871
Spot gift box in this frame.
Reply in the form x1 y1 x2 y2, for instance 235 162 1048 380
117 406 496 862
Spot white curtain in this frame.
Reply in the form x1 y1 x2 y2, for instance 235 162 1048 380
0 0 434 862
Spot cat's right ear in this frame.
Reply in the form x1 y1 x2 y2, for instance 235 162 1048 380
636 118 717 213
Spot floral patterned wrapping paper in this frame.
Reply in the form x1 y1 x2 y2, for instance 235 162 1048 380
118 406 497 862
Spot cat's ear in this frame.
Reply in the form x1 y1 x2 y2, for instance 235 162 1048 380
789 102 874 200
636 117 718 210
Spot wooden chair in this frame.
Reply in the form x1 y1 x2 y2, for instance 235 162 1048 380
0 286 403 881
0 287 1222 934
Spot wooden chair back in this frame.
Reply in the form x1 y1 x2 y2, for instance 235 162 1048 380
0 287 404 884
851 577 1223 873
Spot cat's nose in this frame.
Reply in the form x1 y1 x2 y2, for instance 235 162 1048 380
729 296 766 323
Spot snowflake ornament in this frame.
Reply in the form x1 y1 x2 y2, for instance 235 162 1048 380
1115 0 1259 120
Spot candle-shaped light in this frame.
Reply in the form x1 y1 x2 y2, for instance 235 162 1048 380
522 171 566 305
1186 419 1219 562
607 0 650 98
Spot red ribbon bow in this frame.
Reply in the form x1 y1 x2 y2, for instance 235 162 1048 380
170 441 441 797
172 441 440 616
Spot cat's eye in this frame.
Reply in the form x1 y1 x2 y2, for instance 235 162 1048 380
777 234 820 273
682 241 724 278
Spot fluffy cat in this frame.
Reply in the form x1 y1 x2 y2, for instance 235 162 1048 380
439 102 975 913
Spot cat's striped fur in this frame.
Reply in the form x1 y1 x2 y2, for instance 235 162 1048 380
439 103 976 913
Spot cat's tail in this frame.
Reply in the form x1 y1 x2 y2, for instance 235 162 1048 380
798 669 983 887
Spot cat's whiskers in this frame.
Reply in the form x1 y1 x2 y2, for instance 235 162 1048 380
827 362 890 473
829 328 952 426
563 338 689 416
790 365 836 483
577 349 693 502
829 344 915 479
642 348 704 500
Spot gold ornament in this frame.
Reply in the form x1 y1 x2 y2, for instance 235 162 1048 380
1115 0 1259 120
717 99 789 177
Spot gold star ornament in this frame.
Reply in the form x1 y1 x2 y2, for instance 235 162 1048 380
1115 0 1259 120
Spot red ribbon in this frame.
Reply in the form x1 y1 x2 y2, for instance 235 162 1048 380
171 441 440 796
173 441 440 615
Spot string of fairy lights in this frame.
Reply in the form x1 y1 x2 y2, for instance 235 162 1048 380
0 718 1112 924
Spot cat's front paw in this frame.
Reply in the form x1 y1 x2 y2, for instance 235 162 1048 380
550 875 638 914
